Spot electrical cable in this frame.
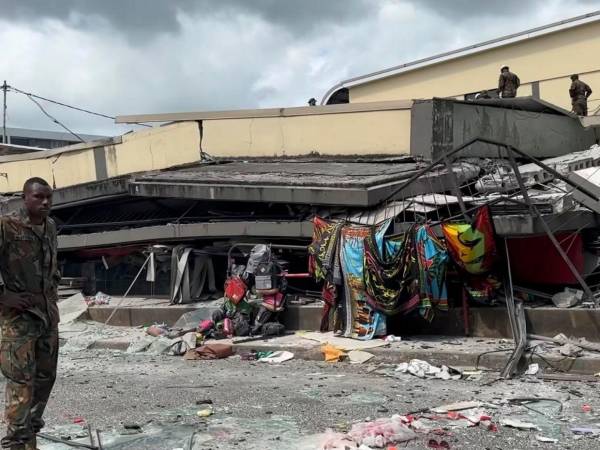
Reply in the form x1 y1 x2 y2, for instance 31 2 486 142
24 93 84 142
475 348 513 370
9 84 151 127
10 85 116 121
527 343 570 373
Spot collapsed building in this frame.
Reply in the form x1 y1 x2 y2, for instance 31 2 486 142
1 12 600 378
0 95 598 351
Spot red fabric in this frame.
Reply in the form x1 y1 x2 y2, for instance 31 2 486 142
224 276 247 304
320 281 337 332
75 245 145 259
506 233 584 284
261 292 285 312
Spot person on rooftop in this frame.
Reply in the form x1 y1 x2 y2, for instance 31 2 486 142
569 74 593 116
498 65 520 98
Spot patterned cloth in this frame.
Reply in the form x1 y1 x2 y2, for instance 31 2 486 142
364 225 420 317
0 209 60 448
441 206 496 275
309 217 343 331
0 209 61 327
415 225 449 321
364 225 449 322
0 314 58 449
340 221 390 340
320 281 338 332
308 217 343 283
313 217 452 339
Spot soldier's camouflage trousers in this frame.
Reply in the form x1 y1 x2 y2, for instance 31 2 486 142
0 313 58 449
573 99 588 116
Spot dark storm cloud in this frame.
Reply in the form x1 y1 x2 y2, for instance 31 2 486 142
418 0 599 19
0 0 598 135
0 0 373 38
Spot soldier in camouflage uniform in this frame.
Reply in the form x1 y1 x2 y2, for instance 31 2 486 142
0 177 60 450
498 65 520 98
569 74 593 116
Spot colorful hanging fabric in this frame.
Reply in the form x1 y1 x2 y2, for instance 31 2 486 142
363 225 421 317
309 217 343 331
415 225 449 321
441 206 496 275
308 216 343 282
320 280 338 332
340 220 390 340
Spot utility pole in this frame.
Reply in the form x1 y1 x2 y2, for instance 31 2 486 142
2 80 7 145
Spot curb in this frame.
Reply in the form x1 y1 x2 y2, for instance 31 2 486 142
89 337 600 375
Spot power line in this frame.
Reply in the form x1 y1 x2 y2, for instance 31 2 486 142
24 93 84 142
9 85 116 121
8 84 151 127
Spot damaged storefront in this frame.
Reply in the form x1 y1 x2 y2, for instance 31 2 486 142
1 97 600 365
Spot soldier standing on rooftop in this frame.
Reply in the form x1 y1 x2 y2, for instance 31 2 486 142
0 177 60 450
569 74 593 116
498 65 520 98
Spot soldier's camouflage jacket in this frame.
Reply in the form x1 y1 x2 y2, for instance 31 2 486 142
0 209 60 326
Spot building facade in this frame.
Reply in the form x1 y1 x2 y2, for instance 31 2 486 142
322 12 600 114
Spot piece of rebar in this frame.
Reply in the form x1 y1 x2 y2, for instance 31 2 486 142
442 155 470 220
503 239 518 350
87 424 94 448
102 252 151 326
501 238 527 379
96 430 104 450
502 299 527 378
188 431 197 450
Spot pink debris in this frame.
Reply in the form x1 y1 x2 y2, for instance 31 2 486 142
348 415 417 448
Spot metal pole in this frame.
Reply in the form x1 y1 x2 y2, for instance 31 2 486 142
442 154 470 220
505 146 595 303
2 80 7 144
384 136 600 203
477 137 600 201
500 237 528 379
503 239 518 341
102 252 151 326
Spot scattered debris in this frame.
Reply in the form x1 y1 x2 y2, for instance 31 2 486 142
59 293 91 324
430 401 482 414
525 363 540 376
196 407 213 418
427 439 451 449
559 343 583 357
462 370 483 381
348 350 375 364
395 360 461 381
84 291 111 306
300 331 387 350
500 418 540 430
572 427 600 435
552 287 583 308
582 404 593 413
536 435 558 443
347 415 417 448
322 344 347 362
528 333 600 354
183 343 233 360
258 351 294 364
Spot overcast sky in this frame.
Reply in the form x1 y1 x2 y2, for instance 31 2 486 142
1 0 599 136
